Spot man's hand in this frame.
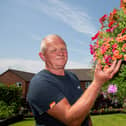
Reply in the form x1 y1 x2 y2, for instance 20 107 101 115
94 60 122 85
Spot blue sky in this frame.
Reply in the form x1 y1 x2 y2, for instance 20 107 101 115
0 0 120 74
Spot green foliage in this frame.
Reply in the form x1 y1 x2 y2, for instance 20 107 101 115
0 101 15 119
102 61 126 104
0 84 22 119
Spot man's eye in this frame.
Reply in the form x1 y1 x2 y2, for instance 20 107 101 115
61 48 67 51
49 49 56 53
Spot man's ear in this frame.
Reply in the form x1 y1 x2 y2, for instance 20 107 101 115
38 52 45 61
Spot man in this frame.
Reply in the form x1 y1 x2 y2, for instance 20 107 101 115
27 34 121 126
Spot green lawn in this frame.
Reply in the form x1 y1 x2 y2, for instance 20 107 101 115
9 114 126 126
9 118 35 126
92 113 126 126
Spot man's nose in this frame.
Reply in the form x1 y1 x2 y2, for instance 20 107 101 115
57 49 64 55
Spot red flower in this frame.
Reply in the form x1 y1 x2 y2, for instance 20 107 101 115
109 8 117 22
89 44 94 55
121 27 126 34
106 24 119 32
106 29 111 32
112 43 118 48
108 21 115 28
99 14 107 24
104 55 112 65
91 32 99 41
99 14 107 29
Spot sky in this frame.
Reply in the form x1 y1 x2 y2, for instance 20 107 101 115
0 0 120 74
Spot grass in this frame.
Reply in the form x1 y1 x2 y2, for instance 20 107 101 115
9 118 35 126
9 114 126 126
92 113 126 126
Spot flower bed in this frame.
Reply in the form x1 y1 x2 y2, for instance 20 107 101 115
91 107 126 115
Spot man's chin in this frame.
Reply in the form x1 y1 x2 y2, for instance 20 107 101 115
55 64 66 69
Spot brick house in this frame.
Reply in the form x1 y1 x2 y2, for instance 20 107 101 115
0 68 93 99
67 69 93 90
0 69 35 98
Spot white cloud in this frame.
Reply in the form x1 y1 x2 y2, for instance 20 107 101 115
39 0 97 35
0 58 91 74
18 0 97 35
66 60 91 69
0 58 44 74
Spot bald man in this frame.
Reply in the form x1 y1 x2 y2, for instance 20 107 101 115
27 34 121 126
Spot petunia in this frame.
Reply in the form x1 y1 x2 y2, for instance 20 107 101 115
104 55 112 65
91 32 99 41
122 34 126 40
122 43 126 52
121 27 126 34
108 21 116 28
112 43 118 48
124 54 126 61
89 44 94 55
113 50 120 57
107 84 117 93
116 54 123 59
112 56 117 60
99 14 107 23
116 36 123 42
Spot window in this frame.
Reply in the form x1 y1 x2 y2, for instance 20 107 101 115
16 82 22 87
85 81 91 88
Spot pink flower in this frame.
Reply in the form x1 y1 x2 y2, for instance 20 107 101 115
112 43 118 48
89 44 94 55
108 84 117 93
104 55 112 65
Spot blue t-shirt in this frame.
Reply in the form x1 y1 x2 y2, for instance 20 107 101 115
27 70 89 126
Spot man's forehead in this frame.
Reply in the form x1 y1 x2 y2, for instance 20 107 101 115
45 37 65 46
46 36 64 43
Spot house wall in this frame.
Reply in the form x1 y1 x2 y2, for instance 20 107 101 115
80 81 86 90
80 81 92 91
0 71 92 99
0 71 26 98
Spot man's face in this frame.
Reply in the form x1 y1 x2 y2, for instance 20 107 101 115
44 38 68 70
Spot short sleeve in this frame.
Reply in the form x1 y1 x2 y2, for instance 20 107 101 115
28 80 65 115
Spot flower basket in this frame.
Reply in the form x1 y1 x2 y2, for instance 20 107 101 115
90 6 126 71
90 1 126 105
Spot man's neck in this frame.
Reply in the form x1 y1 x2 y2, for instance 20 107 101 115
45 67 65 76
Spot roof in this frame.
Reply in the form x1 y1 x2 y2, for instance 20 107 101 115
0 69 35 82
0 68 93 82
66 68 93 81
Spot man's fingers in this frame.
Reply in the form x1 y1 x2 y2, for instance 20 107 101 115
106 60 117 73
95 62 102 71
111 60 122 76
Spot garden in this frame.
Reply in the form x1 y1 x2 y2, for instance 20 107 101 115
90 0 126 117
8 114 126 126
0 83 24 125
1 80 126 126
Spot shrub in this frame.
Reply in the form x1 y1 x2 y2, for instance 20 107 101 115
0 84 22 119
0 101 14 119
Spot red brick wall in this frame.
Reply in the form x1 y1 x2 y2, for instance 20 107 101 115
0 71 27 98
